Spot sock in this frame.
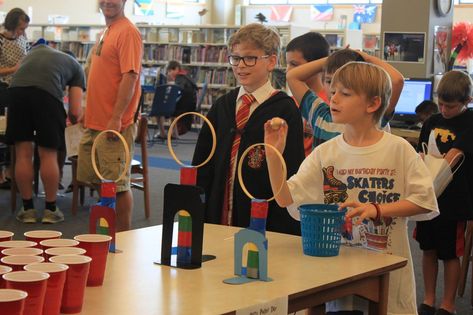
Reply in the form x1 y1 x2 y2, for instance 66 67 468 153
22 198 34 210
45 201 57 212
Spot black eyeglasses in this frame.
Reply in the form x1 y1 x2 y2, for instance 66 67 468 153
95 27 109 56
228 55 270 67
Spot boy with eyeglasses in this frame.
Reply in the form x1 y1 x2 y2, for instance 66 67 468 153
192 23 304 235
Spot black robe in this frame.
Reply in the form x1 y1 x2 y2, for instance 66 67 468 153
192 88 305 235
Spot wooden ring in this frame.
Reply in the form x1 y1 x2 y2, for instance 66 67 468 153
167 111 216 168
91 129 131 183
237 143 286 202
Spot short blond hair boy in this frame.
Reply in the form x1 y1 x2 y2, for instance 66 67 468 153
228 23 280 56
332 61 392 123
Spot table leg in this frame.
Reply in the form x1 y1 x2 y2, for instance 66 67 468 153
368 273 389 315
308 304 325 315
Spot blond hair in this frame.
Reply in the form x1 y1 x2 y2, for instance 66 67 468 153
228 23 280 56
331 62 392 123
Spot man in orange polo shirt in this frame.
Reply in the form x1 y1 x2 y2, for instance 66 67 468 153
77 0 142 231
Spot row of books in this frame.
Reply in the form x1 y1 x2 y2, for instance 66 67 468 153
139 27 237 45
143 45 230 65
143 44 288 68
188 67 236 86
54 42 94 61
32 26 102 43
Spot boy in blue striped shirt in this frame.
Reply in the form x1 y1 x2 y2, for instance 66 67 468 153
286 48 404 148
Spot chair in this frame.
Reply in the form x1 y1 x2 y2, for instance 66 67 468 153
195 82 208 113
194 82 208 132
130 116 151 218
149 84 182 117
148 84 182 142
458 220 473 306
70 116 151 218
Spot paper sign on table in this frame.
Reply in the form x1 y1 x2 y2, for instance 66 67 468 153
236 296 288 315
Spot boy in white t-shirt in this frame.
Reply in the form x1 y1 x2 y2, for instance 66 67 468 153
264 62 439 315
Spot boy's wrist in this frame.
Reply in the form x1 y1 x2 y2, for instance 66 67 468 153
370 203 382 224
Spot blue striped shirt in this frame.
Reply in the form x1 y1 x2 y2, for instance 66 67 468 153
300 90 344 149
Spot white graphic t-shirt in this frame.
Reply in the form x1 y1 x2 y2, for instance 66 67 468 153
287 132 439 315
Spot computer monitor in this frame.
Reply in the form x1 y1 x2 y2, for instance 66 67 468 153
392 78 433 125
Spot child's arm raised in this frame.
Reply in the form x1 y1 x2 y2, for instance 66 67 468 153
357 50 404 117
341 200 430 225
286 57 327 105
264 119 294 208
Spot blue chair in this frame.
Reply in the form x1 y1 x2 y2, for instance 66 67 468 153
148 84 182 144
149 84 182 117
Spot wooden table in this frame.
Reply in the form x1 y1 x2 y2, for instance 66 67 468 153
79 224 407 315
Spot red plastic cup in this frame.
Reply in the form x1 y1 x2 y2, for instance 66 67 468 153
49 255 91 314
39 239 78 252
3 271 50 315
0 289 28 315
1 255 45 271
0 230 14 242
0 265 13 288
0 241 37 259
24 263 69 315
24 230 62 249
74 234 112 286
44 246 86 262
2 247 44 257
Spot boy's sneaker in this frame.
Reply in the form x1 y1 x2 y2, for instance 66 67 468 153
418 303 436 315
16 207 38 223
42 208 64 224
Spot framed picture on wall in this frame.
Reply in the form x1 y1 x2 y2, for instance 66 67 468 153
382 32 426 63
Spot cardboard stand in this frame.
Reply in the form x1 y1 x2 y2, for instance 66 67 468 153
154 112 217 269
88 130 130 253
223 143 286 285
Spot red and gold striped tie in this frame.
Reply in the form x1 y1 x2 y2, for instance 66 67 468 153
221 93 256 225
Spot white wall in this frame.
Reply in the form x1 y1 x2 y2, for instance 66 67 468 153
0 0 206 25
0 1 471 27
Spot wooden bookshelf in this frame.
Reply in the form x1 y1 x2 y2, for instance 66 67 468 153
27 24 291 121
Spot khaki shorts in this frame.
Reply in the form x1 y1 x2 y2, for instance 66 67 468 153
77 124 137 192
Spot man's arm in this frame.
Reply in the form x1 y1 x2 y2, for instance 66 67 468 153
286 57 327 105
107 71 139 132
67 86 83 125
357 50 404 116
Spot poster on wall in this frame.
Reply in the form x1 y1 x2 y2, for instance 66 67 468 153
134 0 156 16
383 32 426 63
433 25 449 74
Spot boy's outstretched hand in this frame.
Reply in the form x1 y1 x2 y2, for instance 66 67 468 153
339 201 377 225
264 117 288 155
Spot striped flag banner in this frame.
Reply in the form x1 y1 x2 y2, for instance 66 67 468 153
134 0 155 16
270 5 293 22
353 5 378 23
310 5 334 22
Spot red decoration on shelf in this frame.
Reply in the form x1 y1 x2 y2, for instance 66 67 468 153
449 22 473 69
